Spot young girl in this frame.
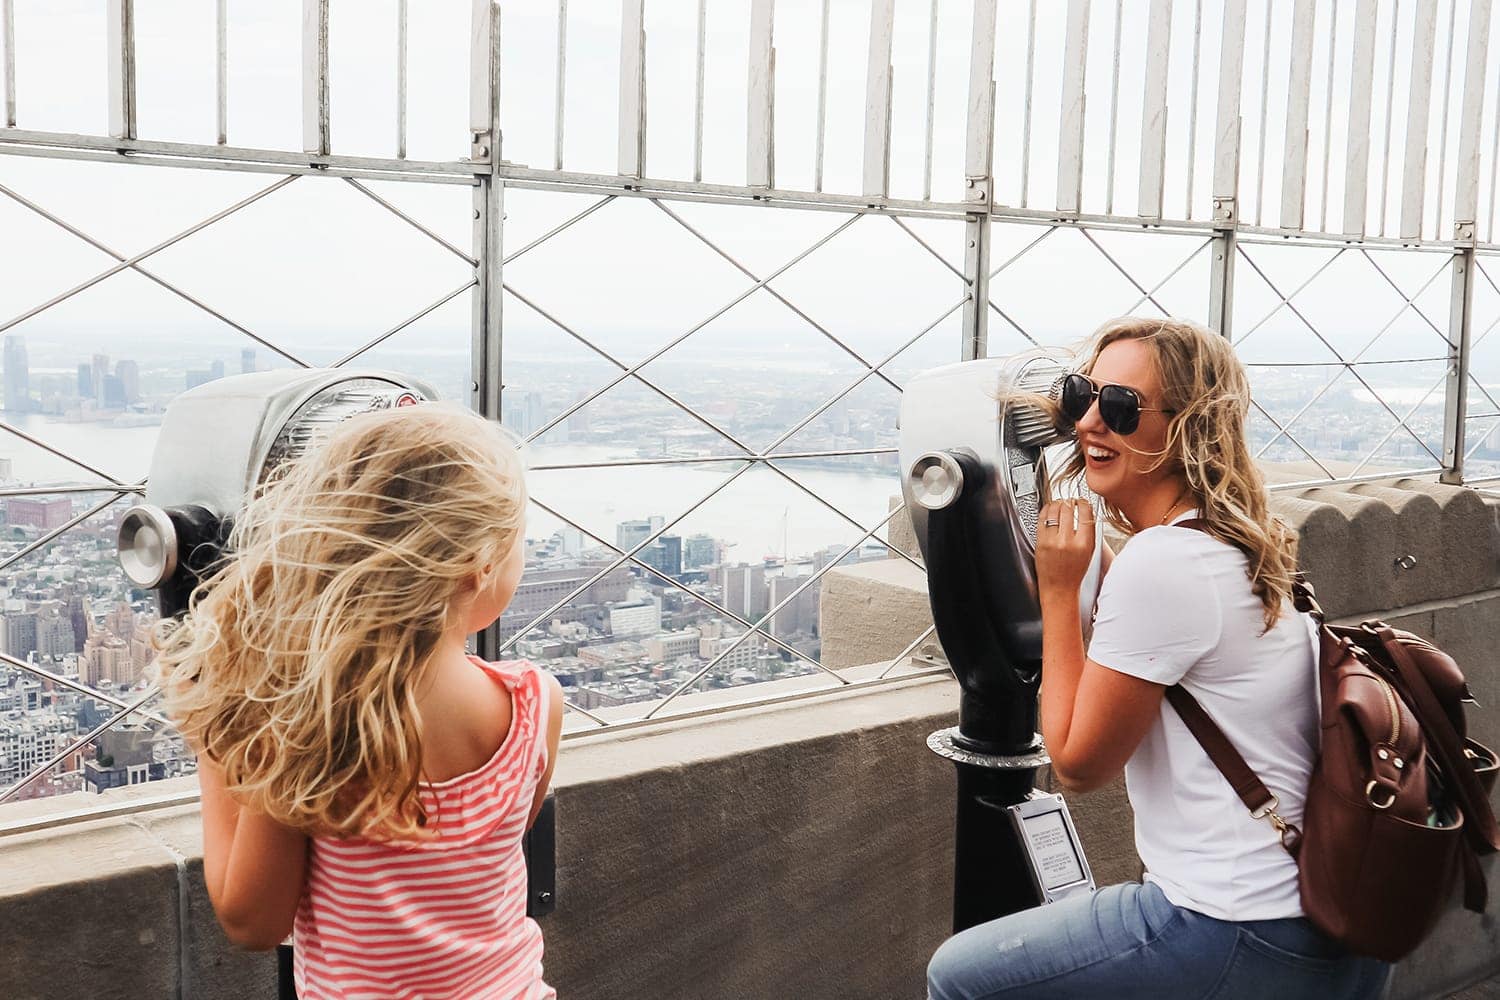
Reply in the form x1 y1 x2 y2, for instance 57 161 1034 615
153 402 564 1000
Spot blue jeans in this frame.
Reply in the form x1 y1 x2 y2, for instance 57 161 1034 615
927 882 1391 1000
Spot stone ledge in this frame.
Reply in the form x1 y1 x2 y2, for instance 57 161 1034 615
0 673 965 1000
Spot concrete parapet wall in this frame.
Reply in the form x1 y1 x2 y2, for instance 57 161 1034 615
0 678 962 1000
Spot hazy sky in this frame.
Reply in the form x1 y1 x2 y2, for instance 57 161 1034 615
0 1 1496 384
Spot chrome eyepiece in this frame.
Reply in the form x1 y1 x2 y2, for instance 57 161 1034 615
908 451 967 511
117 504 179 589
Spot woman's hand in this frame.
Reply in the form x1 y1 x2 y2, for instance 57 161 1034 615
1036 498 1097 597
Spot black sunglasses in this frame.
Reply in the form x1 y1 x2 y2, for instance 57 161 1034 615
1059 373 1175 436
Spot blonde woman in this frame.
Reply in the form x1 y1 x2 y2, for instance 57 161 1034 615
927 319 1389 999
154 403 564 999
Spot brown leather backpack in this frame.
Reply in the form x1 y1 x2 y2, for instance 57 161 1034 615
1166 525 1500 962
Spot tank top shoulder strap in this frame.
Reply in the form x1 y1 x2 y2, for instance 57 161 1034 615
470 657 549 779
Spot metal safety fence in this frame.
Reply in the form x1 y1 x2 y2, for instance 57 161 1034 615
0 0 1496 823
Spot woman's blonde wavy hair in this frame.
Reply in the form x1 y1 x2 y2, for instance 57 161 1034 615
151 402 527 840
1054 317 1298 632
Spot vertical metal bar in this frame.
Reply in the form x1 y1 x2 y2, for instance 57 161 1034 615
107 0 138 141
1279 0 1317 230
748 0 774 189
923 0 939 202
1444 0 1491 484
1453 0 1492 234
694 0 707 182
619 0 646 178
1020 0 1037 207
1138 0 1174 219
397 0 409 159
1379 4 1399 235
1442 250 1476 483
470 0 503 659
1253 4 1273 225
815 0 830 192
1213 0 1247 215
964 0 997 360
1209 0 1247 341
967 1 997 190
1491 44 1500 242
216 0 227 144
1433 0 1459 239
1318 0 1339 232
1056 0 1091 215
1344 0 1378 237
1106 0 1123 214
1185 0 1204 219
303 0 330 155
1400 0 1440 241
554 0 567 170
864 0 896 199
1 0 13 127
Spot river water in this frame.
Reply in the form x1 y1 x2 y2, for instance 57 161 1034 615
0 414 903 561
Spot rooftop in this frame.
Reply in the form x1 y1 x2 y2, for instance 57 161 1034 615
2 2 1500 998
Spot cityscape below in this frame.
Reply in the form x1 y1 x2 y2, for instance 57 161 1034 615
0 329 1496 810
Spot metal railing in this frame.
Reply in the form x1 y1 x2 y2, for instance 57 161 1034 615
0 0 1496 818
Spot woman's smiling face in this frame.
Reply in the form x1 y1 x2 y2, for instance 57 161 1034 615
1073 338 1177 511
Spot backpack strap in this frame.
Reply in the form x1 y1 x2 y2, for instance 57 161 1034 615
1168 517 1306 852
1164 685 1303 854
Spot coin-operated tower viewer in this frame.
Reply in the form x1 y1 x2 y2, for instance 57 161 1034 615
899 351 1104 931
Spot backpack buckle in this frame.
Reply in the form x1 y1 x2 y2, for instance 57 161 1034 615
1366 779 1398 810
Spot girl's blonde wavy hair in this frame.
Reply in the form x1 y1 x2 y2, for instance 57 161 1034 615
152 402 527 840
1054 317 1298 632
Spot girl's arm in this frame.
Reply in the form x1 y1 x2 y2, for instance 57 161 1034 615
197 757 309 950
528 672 565 829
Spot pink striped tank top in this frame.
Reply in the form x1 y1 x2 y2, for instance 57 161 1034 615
293 658 555 1000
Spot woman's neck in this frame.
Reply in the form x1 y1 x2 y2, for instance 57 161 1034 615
1118 478 1193 532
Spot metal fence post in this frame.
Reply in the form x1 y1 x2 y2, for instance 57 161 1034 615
962 0 996 362
1442 240 1476 485
1441 0 1491 485
1207 203 1237 342
471 0 504 657
1206 0 1246 341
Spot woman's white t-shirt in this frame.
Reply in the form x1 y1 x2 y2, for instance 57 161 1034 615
1087 512 1320 922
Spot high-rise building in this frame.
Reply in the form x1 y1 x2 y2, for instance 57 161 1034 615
3 611 38 659
36 607 76 660
77 362 94 398
114 359 139 403
210 359 226 380
105 601 135 641
723 563 768 620
770 573 819 637
616 519 653 552
91 353 110 405
4 334 30 413
83 633 133 687
641 535 683 577
684 534 719 570
241 348 257 374
102 375 127 408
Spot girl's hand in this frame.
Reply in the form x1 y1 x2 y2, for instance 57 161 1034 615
1036 498 1097 597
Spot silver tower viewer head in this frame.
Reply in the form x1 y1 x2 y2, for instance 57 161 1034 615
117 370 438 615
